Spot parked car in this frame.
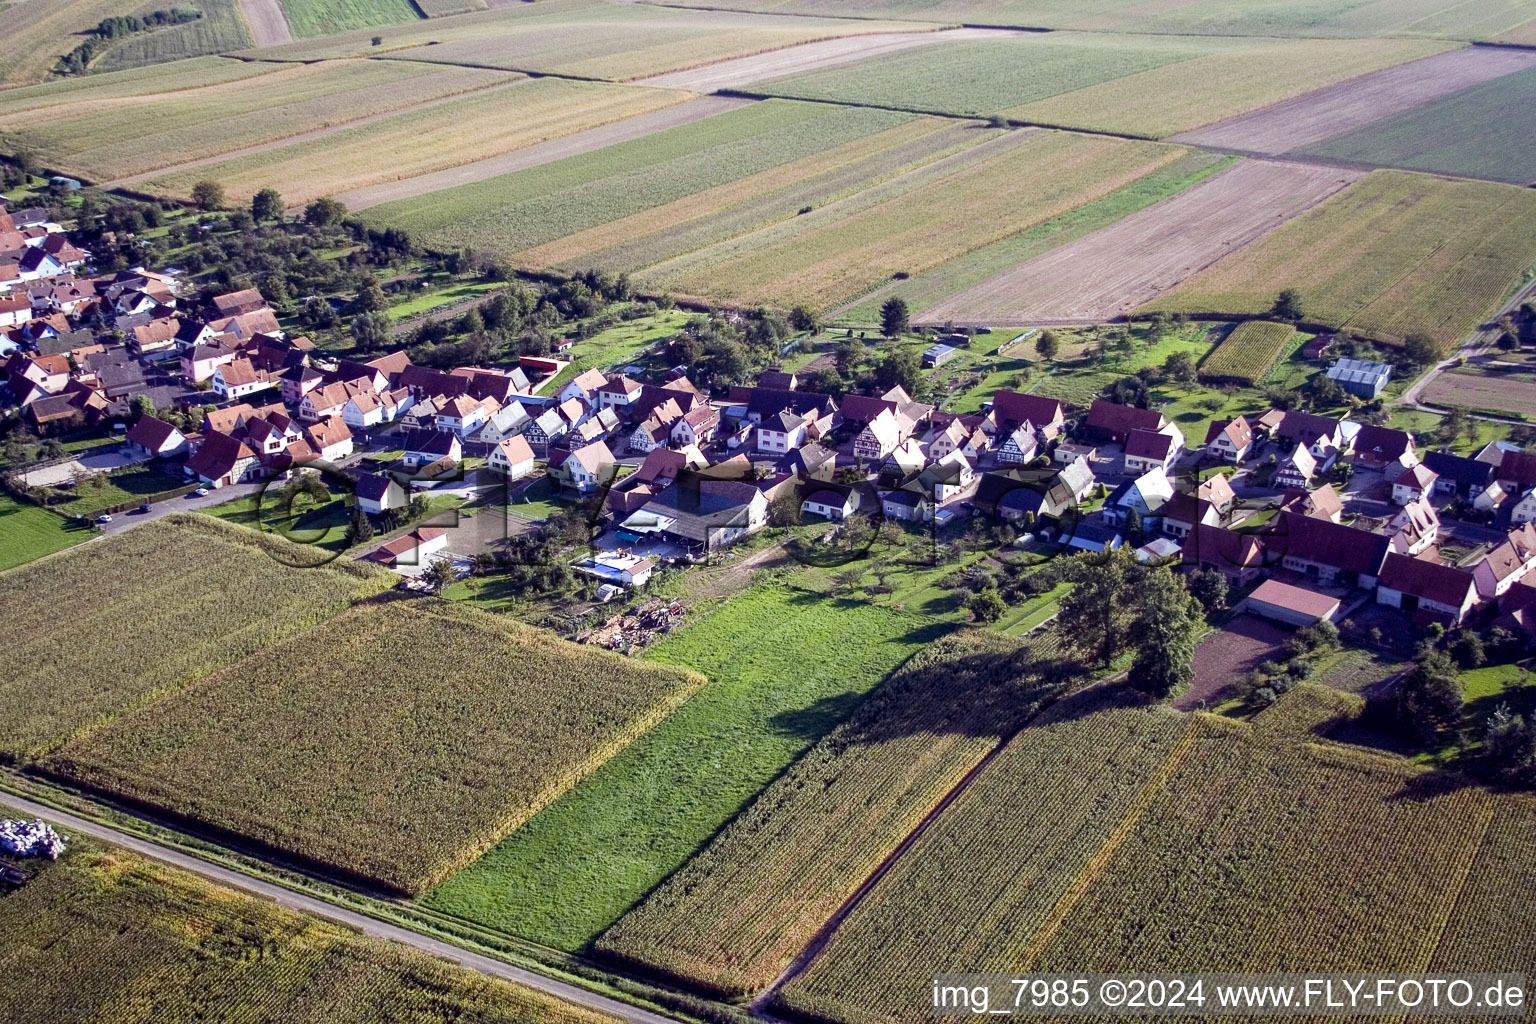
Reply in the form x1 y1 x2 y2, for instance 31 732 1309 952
193 487 209 497
96 514 112 523
138 503 151 513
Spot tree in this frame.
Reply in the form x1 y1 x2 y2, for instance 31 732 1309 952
351 278 387 314
1035 329 1059 361
1484 705 1536 786
1498 330 1519 352
1129 568 1201 698
304 197 347 227
350 310 392 350
1392 650 1463 743
1403 333 1440 367
421 555 456 593
788 306 820 333
1056 547 1141 666
1187 566 1229 614
1272 288 1303 321
965 586 1006 623
1162 350 1197 385
190 180 225 211
1437 407 1471 446
876 347 927 401
345 506 373 545
879 296 909 338
251 188 283 222
1123 505 1144 547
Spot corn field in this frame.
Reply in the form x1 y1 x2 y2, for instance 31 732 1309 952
43 598 705 895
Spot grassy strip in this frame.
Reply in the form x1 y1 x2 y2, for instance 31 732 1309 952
424 579 946 950
0 493 91 573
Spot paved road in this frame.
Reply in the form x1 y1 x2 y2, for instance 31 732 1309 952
0 792 683 1024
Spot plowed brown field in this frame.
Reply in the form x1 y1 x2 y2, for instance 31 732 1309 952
916 159 1357 326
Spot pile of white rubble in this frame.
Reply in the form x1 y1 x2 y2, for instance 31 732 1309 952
0 818 66 859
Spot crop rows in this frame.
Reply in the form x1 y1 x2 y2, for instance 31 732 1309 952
776 684 1192 1024
0 56 273 120
755 32 1446 138
1 58 512 182
777 685 1534 1024
278 0 422 39
1143 170 1536 352
425 581 937 950
90 0 253 74
141 78 689 205
44 598 705 896
630 0 1536 39
1198 320 1294 384
360 100 917 264
0 0 147 89
597 629 1073 996
635 129 1185 311
0 829 622 1024
0 515 392 763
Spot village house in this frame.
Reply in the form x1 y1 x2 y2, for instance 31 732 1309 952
181 343 235 383
784 442 839 482
881 487 934 523
1473 523 1536 600
756 408 812 454
619 479 768 557
918 450 976 503
524 406 570 451
355 472 408 515
1123 423 1184 474
803 483 863 521
184 430 261 489
299 378 370 423
1392 463 1438 506
607 445 709 515
1190 524 1266 585
1279 484 1344 523
1350 424 1416 468
125 414 188 459
210 358 273 401
594 374 643 412
1196 472 1238 513
549 440 616 496
1327 358 1392 399
373 528 449 569
1273 445 1318 489
1160 494 1220 539
995 425 1039 466
1376 553 1479 624
401 429 461 470
475 402 531 444
435 393 499 438
855 408 910 462
992 391 1065 441
1083 400 1165 445
487 435 537 480
1103 466 1174 527
559 368 609 405
1423 450 1496 501
670 404 720 448
1204 416 1254 463
1244 579 1341 627
1273 511 1390 588
303 416 353 462
1388 496 1439 555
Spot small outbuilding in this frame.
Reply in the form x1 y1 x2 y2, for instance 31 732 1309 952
1243 578 1340 626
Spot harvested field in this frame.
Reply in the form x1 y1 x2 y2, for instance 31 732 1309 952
45 598 705 896
257 2 927 80
136 78 691 206
1172 46 1536 155
360 100 918 262
0 830 626 1024
917 160 1357 326
425 581 938 950
0 515 391 763
617 0 1536 40
755 32 1448 137
1422 367 1536 418
636 129 1186 311
1297 64 1536 185
597 630 1072 996
1143 170 1536 352
278 0 421 38
522 116 987 273
1 58 513 183
1174 613 1289 711
338 95 753 211
1199 319 1296 384
0 0 147 88
419 0 487 14
238 0 292 47
635 27 989 92
779 685 1514 1024
1007 37 1453 139
836 150 1232 327
89 0 253 71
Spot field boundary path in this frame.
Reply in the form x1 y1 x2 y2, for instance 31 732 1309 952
1398 276 1536 413
632 27 1013 93
334 94 756 210
0 791 685 1024
238 0 293 48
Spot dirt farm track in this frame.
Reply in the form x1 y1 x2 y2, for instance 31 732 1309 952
916 159 1359 326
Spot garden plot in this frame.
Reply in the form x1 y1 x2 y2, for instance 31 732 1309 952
917 160 1357 326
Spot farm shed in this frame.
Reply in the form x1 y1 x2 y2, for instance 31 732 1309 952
922 344 957 368
1243 579 1340 626
1327 358 1392 398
